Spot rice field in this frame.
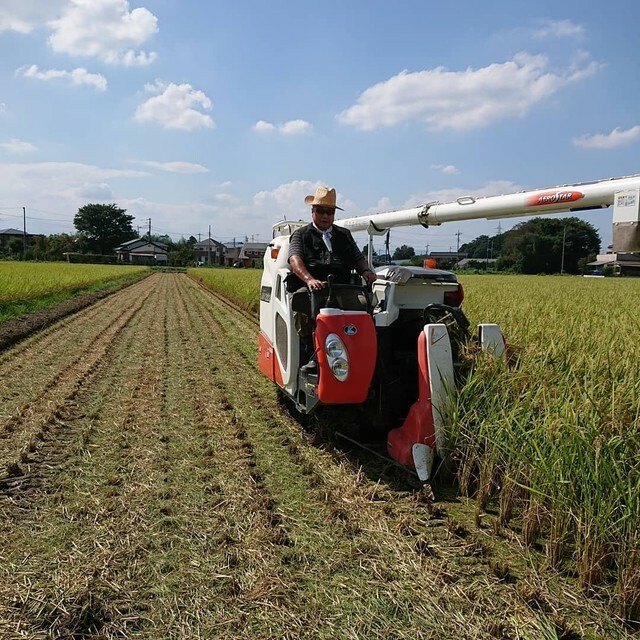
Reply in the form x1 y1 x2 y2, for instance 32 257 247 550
188 267 261 313
194 268 640 617
456 274 640 618
0 262 150 306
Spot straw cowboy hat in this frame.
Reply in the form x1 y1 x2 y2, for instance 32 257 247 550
304 185 344 211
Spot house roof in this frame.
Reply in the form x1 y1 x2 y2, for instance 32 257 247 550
193 238 225 249
115 239 168 253
0 228 28 235
239 242 269 258
456 258 497 267
428 251 468 258
588 259 640 267
115 237 168 250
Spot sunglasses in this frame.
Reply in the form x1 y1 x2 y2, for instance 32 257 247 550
313 207 336 216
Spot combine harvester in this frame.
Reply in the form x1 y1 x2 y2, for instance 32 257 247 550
259 174 640 487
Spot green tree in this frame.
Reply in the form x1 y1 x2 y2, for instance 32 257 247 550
5 237 25 258
147 233 176 251
459 234 504 259
31 233 84 261
392 244 415 260
497 217 600 274
74 203 137 254
168 237 198 267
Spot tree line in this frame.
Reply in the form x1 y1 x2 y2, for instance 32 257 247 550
384 217 601 275
3 203 602 274
1 203 200 266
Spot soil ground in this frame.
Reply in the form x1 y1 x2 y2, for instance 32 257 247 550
0 273 634 639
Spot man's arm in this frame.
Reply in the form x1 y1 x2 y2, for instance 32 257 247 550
355 257 377 285
289 255 326 291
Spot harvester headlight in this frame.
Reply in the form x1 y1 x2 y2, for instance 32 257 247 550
324 333 349 381
331 358 349 381
326 338 345 358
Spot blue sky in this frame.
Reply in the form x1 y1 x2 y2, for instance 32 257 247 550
1 0 639 253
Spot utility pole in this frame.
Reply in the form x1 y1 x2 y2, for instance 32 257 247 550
560 225 567 275
456 230 461 264
208 225 212 266
147 218 152 239
23 207 27 260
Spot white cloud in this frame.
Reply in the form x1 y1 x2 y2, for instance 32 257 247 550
68 182 115 200
133 160 209 174
0 161 150 233
47 0 158 66
573 125 640 149
136 81 215 130
17 64 107 91
0 139 38 155
253 180 318 213
0 1 66 33
253 120 275 132
533 19 584 39
338 52 602 131
400 180 523 210
253 180 354 216
253 119 312 135
279 119 312 135
432 164 459 175
214 193 237 203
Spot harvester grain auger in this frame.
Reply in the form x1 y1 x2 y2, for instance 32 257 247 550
258 174 640 487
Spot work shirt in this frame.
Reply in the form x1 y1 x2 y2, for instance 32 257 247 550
288 223 364 287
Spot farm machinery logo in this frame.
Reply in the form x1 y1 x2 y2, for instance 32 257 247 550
525 190 584 207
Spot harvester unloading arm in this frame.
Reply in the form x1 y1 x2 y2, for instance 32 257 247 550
335 173 640 256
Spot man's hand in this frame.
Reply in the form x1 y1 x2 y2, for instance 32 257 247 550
362 269 377 285
307 278 326 292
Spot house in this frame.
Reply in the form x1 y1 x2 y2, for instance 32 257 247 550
0 228 31 249
193 238 225 266
588 252 640 277
223 242 243 267
115 238 169 265
236 242 269 268
427 251 468 268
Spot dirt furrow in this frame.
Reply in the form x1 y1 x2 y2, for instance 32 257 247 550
0 275 176 638
0 276 157 481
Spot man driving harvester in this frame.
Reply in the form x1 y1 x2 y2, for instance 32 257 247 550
288 185 377 293
288 185 377 370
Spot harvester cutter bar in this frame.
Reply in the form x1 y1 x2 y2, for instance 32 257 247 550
335 431 420 480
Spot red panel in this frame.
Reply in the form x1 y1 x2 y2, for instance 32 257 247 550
314 311 376 404
387 330 437 468
258 331 284 385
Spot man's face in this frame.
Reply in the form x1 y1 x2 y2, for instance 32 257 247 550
312 206 336 231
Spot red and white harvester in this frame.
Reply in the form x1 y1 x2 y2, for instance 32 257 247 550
259 174 640 484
